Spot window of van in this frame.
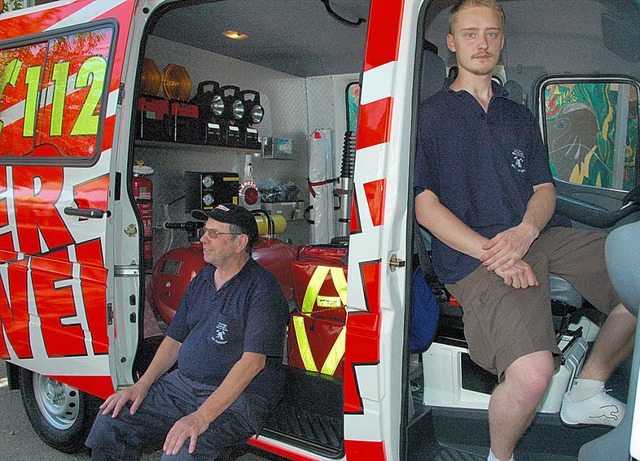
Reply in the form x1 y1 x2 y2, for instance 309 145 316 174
541 79 639 191
0 25 114 164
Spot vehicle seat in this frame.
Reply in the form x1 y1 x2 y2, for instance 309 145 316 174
504 79 525 105
605 220 640 317
420 47 446 102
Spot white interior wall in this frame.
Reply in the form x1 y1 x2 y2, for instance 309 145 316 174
136 36 355 256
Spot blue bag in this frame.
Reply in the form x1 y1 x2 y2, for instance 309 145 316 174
410 266 439 354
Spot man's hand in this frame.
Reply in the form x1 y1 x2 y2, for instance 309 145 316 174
99 381 151 418
480 223 538 271
494 259 538 289
163 412 210 456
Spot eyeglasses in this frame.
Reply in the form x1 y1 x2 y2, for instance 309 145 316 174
198 227 241 239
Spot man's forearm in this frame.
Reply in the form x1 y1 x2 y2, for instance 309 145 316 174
415 189 489 260
137 336 181 388
521 182 556 237
195 352 266 424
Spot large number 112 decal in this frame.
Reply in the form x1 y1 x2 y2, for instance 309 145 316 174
0 56 105 137
0 27 113 158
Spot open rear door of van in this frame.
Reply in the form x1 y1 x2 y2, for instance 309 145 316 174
0 0 137 452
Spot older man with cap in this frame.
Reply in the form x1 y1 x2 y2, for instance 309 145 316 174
86 204 289 461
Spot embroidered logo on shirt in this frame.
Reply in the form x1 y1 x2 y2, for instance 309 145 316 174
213 322 229 344
510 148 525 173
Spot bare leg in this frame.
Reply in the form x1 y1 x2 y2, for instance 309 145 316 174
579 304 636 381
489 350 555 460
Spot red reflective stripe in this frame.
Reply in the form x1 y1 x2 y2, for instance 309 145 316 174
356 97 393 151
363 179 386 227
344 311 381 414
345 439 387 461
350 189 362 234
364 0 405 71
49 374 114 400
248 437 317 461
344 260 382 413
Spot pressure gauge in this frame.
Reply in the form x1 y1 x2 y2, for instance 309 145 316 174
202 193 215 207
202 175 214 188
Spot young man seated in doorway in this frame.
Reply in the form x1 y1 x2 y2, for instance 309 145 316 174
413 1 637 460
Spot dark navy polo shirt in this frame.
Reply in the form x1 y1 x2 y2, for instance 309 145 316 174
167 258 289 400
414 79 569 284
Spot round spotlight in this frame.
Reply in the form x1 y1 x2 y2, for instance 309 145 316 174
240 90 264 126
217 85 243 121
250 104 264 124
211 94 225 117
232 98 245 120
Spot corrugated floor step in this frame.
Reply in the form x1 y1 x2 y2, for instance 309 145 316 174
261 366 344 458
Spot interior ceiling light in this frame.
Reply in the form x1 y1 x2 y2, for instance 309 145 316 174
222 30 248 40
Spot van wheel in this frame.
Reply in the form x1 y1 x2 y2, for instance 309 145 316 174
20 368 100 453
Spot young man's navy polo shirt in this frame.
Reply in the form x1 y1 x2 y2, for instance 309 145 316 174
414 79 569 284
167 258 289 400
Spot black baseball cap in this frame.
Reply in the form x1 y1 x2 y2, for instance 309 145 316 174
192 203 259 245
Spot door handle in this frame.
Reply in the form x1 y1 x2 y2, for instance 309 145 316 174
64 207 111 219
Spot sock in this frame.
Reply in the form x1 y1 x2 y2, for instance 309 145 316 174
488 448 515 461
568 378 605 402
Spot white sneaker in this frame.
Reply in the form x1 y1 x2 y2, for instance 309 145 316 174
560 389 626 427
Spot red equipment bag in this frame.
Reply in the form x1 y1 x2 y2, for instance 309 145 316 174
287 311 346 378
288 244 348 377
292 244 348 320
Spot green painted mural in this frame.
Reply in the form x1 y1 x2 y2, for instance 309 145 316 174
544 82 638 191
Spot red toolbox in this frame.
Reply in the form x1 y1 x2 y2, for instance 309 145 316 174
136 95 170 141
170 100 201 144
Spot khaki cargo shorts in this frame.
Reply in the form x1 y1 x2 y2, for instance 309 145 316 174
445 227 619 378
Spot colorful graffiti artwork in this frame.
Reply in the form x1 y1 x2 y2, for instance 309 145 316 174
544 82 638 191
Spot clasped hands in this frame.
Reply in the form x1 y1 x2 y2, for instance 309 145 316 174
480 224 539 289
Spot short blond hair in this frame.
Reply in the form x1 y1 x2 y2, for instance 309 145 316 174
449 0 505 33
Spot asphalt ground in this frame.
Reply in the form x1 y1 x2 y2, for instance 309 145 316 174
0 363 276 461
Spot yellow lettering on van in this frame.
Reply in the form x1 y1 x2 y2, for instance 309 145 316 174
23 65 42 137
0 58 22 136
50 60 70 137
70 56 106 136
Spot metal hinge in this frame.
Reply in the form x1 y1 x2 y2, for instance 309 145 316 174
107 302 113 325
389 254 406 272
118 82 125 105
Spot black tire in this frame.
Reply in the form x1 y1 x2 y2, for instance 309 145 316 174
20 367 101 453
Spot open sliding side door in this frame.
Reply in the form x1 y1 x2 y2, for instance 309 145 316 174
0 0 137 399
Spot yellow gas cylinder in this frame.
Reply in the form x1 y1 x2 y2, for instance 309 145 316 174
254 213 287 236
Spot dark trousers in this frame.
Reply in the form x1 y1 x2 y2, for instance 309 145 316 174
86 370 271 461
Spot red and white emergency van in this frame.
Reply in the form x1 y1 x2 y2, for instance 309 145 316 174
1 0 639 460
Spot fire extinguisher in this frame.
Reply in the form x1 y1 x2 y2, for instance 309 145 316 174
133 161 154 272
